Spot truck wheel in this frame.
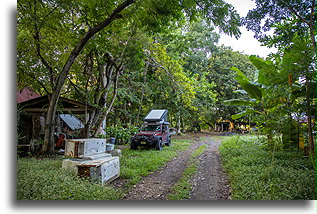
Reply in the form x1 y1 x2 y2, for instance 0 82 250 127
130 141 137 150
156 140 163 151
166 137 171 146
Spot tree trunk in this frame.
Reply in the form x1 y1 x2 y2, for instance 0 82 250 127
305 77 315 156
267 133 274 150
136 62 149 124
177 111 181 134
41 0 135 153
93 68 120 136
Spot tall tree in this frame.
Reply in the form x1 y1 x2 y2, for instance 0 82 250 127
18 0 136 153
281 36 316 155
242 0 316 49
17 0 241 153
207 46 256 124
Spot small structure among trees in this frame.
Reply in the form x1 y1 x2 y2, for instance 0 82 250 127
17 89 95 154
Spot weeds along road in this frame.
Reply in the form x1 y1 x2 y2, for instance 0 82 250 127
123 133 231 200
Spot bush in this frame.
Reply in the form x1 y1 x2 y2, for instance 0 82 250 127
219 135 316 200
98 126 138 145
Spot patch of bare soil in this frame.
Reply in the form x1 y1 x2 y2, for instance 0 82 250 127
189 139 231 200
123 141 201 200
121 132 231 200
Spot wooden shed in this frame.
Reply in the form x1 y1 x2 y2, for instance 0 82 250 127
17 90 95 145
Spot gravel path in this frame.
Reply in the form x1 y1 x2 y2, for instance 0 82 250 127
188 139 230 200
123 142 201 200
122 134 231 200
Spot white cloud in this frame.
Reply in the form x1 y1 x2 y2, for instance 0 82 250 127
218 0 277 57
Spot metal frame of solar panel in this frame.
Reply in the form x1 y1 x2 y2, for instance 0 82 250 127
143 109 168 123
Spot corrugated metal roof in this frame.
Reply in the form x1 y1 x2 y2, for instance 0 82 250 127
60 114 84 130
17 87 41 103
18 94 96 115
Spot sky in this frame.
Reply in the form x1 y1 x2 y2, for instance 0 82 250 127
218 0 277 58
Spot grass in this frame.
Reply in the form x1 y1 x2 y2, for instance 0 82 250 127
17 156 123 200
120 139 191 188
17 139 191 200
219 135 316 200
167 144 208 200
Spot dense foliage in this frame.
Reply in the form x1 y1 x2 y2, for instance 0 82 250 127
243 0 316 49
17 0 315 154
104 126 138 145
17 0 243 152
225 0 316 153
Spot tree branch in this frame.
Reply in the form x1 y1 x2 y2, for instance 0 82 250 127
287 6 309 26
22 70 50 94
93 65 121 137
67 77 84 97
43 0 135 152
148 58 182 89
287 2 315 49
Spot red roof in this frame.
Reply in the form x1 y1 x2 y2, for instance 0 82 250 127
17 87 41 103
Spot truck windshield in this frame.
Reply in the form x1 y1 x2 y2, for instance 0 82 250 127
141 124 161 131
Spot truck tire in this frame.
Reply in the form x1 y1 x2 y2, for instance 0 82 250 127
130 141 138 150
156 140 163 151
166 137 171 146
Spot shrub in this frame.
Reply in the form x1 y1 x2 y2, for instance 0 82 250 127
106 126 139 145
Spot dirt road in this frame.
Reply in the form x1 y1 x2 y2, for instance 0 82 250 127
123 133 231 200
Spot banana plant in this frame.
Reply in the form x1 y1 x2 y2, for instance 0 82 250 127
224 66 263 120
225 55 298 149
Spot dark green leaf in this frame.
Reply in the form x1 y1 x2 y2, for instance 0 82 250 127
239 80 262 101
224 99 257 107
231 66 250 81
231 109 259 120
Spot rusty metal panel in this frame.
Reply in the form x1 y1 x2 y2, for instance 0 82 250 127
64 140 81 157
77 166 91 177
64 139 106 157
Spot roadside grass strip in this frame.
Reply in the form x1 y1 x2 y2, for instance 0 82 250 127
219 135 316 200
167 144 208 200
120 139 191 188
17 139 191 200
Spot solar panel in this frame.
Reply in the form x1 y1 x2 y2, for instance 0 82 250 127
60 114 84 130
144 109 168 122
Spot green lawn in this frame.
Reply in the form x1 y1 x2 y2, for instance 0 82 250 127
17 139 191 200
219 135 316 200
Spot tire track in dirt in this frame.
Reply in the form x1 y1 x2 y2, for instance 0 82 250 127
122 134 231 200
188 138 231 200
123 142 201 200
